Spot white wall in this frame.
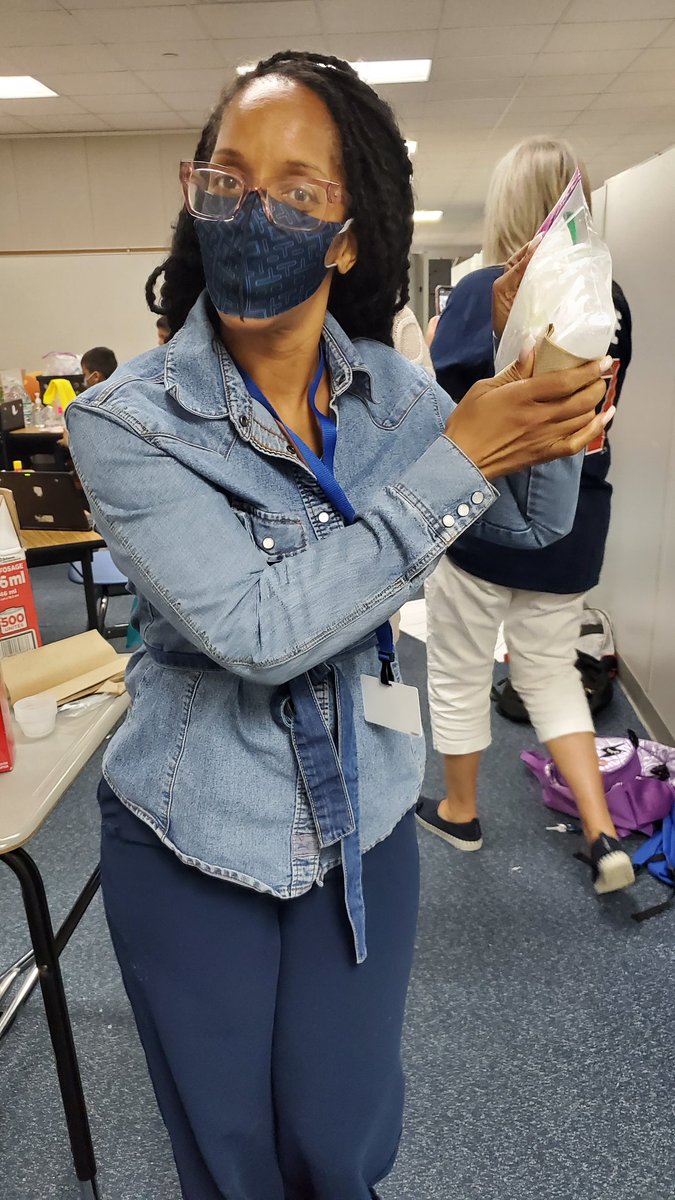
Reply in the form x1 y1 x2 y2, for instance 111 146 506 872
594 147 675 737
0 131 197 369
0 251 168 368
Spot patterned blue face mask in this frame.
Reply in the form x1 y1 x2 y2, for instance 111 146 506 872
195 194 351 320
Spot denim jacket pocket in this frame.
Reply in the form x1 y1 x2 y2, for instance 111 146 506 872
232 505 307 559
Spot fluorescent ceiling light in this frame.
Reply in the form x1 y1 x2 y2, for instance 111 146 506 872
237 61 432 85
0 75 57 99
350 60 431 85
414 210 443 223
405 139 417 156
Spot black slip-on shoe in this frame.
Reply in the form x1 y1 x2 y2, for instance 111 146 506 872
590 833 635 894
415 796 483 851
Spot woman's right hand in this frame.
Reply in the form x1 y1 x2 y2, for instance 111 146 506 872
443 350 613 480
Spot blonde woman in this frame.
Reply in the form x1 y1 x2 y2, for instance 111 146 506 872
418 136 634 894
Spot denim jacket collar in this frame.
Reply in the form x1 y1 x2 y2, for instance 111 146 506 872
163 292 375 429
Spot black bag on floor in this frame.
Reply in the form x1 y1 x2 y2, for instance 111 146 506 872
491 609 617 725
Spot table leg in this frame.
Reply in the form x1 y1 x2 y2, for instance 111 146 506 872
0 865 101 1040
79 551 99 632
2 848 100 1197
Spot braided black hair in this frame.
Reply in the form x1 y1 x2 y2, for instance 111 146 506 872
146 51 414 345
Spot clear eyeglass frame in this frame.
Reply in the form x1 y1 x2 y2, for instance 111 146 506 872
179 160 349 233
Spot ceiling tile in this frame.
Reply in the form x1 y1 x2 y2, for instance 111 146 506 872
38 71 150 96
159 91 219 114
73 5 205 43
19 112 112 132
325 31 436 60
384 78 520 105
436 24 553 55
111 40 225 72
545 20 669 52
0 0 61 9
95 111 190 130
606 69 675 91
593 89 675 109
77 92 172 114
213 36 326 67
563 0 675 19
197 2 320 38
519 73 618 95
138 67 229 92
651 20 675 46
0 10 92 46
441 0 567 27
6 43 125 73
509 93 597 113
66 0 195 6
181 111 212 128
431 54 534 80
0 96 87 114
530 50 637 75
317 0 442 34
0 113 33 132
629 46 675 71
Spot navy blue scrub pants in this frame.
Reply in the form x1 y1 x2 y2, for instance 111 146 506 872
98 781 420 1200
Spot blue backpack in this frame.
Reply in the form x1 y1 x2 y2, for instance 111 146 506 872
632 799 675 922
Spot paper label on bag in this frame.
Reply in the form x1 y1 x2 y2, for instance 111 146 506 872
360 675 423 737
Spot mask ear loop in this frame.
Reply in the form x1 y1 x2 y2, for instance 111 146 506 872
324 217 355 269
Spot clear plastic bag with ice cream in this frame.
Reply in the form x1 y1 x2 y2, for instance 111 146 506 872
495 169 615 375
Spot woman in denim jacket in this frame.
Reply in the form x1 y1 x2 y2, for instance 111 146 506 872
67 52 610 1200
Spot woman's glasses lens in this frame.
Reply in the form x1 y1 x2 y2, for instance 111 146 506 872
187 168 329 231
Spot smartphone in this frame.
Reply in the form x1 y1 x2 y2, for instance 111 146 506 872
435 285 453 315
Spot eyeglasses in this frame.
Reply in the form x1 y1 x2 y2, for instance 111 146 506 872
180 160 349 233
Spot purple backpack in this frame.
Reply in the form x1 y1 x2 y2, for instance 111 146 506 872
522 732 675 839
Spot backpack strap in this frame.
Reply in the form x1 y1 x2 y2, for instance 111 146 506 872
631 858 675 923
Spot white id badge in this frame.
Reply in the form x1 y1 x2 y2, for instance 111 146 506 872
360 675 423 737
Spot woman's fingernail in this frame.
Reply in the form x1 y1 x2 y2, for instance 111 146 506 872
531 232 544 248
518 334 536 361
601 405 616 427
599 355 613 372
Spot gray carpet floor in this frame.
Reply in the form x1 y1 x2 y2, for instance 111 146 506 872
1 566 673 1200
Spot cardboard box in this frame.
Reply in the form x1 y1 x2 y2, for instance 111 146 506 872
0 674 15 772
0 489 42 659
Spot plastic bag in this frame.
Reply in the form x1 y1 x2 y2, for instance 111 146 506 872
42 350 81 375
495 169 615 374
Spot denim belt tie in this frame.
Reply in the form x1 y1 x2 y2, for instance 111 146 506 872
287 665 366 964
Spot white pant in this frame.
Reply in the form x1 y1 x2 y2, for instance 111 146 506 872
425 558 594 755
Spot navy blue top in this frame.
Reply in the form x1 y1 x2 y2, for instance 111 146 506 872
432 267 632 594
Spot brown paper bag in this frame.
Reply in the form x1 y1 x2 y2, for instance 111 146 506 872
1 629 129 705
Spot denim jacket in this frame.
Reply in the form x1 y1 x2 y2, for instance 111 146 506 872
66 294 582 960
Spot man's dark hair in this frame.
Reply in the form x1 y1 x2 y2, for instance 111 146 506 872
81 346 118 379
156 316 171 333
145 50 414 346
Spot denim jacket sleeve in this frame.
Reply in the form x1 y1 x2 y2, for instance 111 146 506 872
431 379 583 549
67 403 496 686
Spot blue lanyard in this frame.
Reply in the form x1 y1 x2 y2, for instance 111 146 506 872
238 347 396 683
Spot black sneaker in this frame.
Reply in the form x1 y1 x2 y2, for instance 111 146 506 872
416 797 483 851
590 833 635 895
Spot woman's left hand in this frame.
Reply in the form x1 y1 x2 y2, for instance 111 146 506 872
492 235 542 339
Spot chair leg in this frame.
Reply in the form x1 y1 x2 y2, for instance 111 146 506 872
2 849 99 1196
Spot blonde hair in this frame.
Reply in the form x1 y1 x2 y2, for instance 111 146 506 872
483 135 592 265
